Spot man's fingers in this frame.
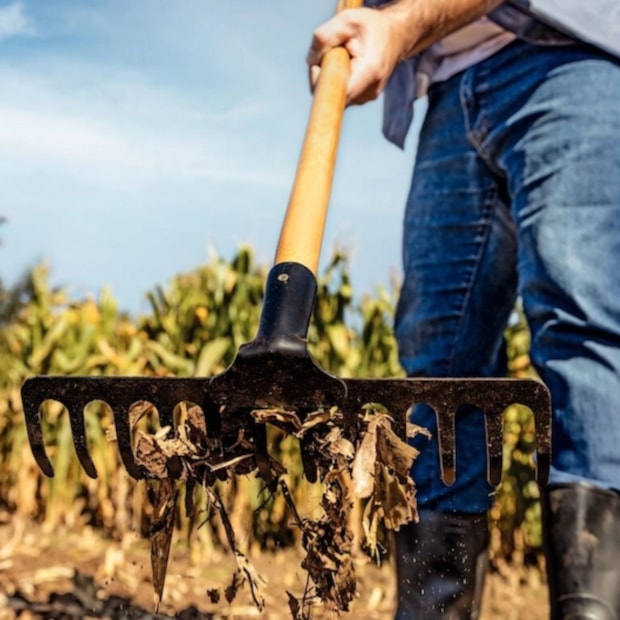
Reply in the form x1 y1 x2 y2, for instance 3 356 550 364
306 12 357 67
308 64 321 92
305 8 390 104
346 57 382 105
306 13 357 94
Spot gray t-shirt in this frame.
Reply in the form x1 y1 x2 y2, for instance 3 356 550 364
416 18 516 96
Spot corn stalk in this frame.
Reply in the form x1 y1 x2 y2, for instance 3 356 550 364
0 250 540 563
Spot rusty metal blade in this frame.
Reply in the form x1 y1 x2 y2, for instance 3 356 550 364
22 373 551 486
338 377 552 486
22 387 55 478
434 405 457 486
111 403 141 480
21 376 211 480
65 400 98 479
483 407 505 488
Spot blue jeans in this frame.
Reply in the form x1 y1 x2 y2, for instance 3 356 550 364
395 40 620 513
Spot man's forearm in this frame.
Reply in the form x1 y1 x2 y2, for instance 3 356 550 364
382 0 504 61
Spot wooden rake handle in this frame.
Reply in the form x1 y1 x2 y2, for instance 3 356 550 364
274 0 364 274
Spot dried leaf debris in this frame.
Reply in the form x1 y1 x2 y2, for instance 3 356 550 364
117 400 429 618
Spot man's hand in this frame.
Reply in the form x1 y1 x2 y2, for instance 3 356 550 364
306 0 503 106
307 8 401 106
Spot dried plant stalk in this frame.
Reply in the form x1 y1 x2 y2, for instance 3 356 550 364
128 402 428 618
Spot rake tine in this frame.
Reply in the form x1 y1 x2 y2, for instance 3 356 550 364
24 402 55 478
202 396 224 463
158 403 186 479
203 396 222 439
111 404 142 480
526 383 552 486
487 379 552 486
66 399 98 480
484 408 505 488
21 375 551 490
254 422 275 487
433 405 457 487
533 408 551 486
158 404 175 431
21 379 56 477
202 397 222 438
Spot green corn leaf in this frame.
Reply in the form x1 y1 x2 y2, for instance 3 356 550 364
195 337 232 377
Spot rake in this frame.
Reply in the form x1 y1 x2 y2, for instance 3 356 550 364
21 0 551 493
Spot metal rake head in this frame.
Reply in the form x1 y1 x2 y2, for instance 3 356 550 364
21 263 552 487
21 373 551 487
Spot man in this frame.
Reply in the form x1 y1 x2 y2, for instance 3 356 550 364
308 2 620 618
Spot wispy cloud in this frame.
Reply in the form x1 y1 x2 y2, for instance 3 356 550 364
0 105 143 167
0 0 415 311
0 2 34 42
0 60 294 190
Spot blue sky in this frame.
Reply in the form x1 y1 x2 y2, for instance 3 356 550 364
0 0 422 315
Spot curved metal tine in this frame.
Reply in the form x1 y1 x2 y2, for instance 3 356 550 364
434 405 456 486
112 404 142 480
203 395 223 459
158 403 175 432
534 439 551 485
533 405 551 486
527 384 552 486
495 379 551 485
484 407 505 488
161 403 184 479
254 422 275 487
66 399 98 479
500 379 552 485
24 400 55 478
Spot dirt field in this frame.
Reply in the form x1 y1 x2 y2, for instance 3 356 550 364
0 513 549 620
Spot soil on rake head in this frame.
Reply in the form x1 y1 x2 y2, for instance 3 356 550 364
0 516 549 620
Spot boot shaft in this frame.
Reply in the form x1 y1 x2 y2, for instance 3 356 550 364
394 510 489 619
543 483 620 620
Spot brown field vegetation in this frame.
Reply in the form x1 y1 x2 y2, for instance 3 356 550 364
0 249 547 618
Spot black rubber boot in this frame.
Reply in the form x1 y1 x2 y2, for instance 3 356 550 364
542 483 620 620
394 510 489 619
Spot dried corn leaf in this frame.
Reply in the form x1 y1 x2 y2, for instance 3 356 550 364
233 551 267 611
376 417 424 478
351 421 378 499
351 407 430 558
300 482 356 612
135 434 169 479
205 485 266 611
224 567 245 604
105 400 156 442
207 452 254 472
286 591 302 620
323 427 355 460
251 408 301 434
352 408 420 498
380 467 417 530
149 478 178 613
183 404 208 451
126 399 427 617
294 421 358 614
407 420 431 441
362 495 381 561
296 407 342 436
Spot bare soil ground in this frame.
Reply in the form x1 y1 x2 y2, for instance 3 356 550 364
0 516 549 619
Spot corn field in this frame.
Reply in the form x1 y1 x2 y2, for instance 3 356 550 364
0 247 541 566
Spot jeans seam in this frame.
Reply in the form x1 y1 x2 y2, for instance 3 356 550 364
460 57 507 178
447 187 499 376
449 70 502 375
